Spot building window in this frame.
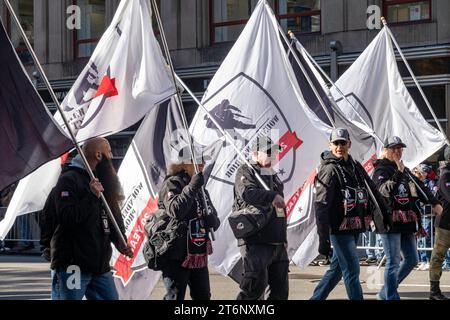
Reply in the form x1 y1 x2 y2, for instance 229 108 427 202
278 0 320 35
73 0 106 58
210 0 320 44
5 0 34 64
383 0 431 24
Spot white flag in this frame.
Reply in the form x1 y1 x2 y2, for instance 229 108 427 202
189 0 330 276
0 0 175 239
111 98 186 299
332 27 446 168
58 0 175 142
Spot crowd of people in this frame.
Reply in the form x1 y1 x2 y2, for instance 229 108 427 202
2 129 450 301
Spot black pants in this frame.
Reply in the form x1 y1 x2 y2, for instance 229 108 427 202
237 244 289 300
161 261 211 300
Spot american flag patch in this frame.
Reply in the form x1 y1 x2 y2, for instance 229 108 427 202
61 191 69 197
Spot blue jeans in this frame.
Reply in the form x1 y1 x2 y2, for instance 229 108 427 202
379 233 419 300
52 269 118 300
311 234 363 300
51 270 59 300
418 216 432 263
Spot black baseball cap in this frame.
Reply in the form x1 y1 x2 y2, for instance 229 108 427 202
384 136 407 149
330 128 350 143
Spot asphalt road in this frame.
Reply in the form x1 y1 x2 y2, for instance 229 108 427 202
1 255 449 300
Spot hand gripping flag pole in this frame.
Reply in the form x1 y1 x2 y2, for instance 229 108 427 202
3 0 127 248
149 0 217 240
381 16 450 147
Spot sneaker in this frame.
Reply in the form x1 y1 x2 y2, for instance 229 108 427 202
417 262 430 271
376 293 386 300
416 262 426 271
318 257 331 266
365 257 378 265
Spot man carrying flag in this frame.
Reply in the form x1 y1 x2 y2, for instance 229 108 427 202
0 0 175 243
51 138 132 300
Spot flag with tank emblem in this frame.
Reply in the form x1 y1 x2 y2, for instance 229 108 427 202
189 0 331 276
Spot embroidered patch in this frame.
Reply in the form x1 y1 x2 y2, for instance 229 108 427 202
61 191 69 197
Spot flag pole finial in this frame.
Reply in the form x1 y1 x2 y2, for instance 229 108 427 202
288 30 294 38
381 16 387 26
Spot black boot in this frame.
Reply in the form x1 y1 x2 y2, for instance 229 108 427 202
430 281 449 300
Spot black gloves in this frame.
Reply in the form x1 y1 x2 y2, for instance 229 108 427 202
204 213 221 231
189 172 204 190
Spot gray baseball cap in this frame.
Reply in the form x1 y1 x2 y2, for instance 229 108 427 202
330 128 350 143
384 136 407 149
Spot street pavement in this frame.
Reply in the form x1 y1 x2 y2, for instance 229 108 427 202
1 255 450 300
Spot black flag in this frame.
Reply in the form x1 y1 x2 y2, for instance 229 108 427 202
0 20 72 191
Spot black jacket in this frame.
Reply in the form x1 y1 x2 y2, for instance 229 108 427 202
372 158 439 234
233 163 287 246
436 163 450 230
315 152 390 240
50 166 127 274
158 170 220 262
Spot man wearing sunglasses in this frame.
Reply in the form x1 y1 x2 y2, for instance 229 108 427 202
311 128 391 300
233 136 288 300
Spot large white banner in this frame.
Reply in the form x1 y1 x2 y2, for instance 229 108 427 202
332 27 446 168
190 0 331 275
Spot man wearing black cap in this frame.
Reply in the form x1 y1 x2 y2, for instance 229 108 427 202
372 136 442 300
429 145 450 300
233 135 288 300
311 128 390 300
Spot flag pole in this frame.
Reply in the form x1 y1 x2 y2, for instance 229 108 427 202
174 74 272 192
287 31 383 144
3 0 127 247
268 14 336 128
149 0 218 239
382 17 450 146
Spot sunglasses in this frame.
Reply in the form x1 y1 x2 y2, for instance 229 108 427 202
332 141 348 146
265 148 280 157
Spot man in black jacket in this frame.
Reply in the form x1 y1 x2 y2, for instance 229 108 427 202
311 128 390 300
51 137 132 300
429 145 450 300
158 146 220 300
233 136 288 300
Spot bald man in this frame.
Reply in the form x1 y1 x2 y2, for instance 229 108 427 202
50 138 132 300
